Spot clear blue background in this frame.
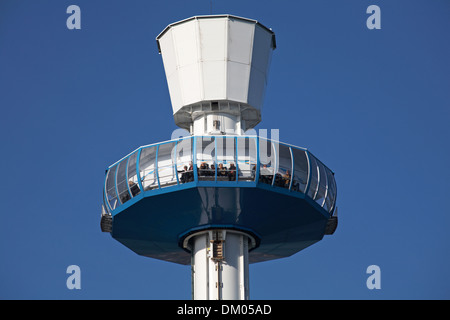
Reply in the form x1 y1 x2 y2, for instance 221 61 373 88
1 0 449 299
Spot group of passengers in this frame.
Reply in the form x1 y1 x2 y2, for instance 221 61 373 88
179 161 237 182
179 162 195 183
178 162 300 190
259 165 300 190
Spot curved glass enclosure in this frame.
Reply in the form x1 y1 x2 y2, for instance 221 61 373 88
104 136 337 215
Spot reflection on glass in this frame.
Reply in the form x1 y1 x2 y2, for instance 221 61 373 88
216 137 236 181
105 164 118 210
176 137 194 184
139 146 157 190
157 142 177 188
237 137 257 181
103 191 110 214
315 162 328 207
196 136 216 180
116 159 131 204
325 169 336 213
273 144 292 189
307 154 319 200
291 148 308 193
127 152 141 197
259 138 275 185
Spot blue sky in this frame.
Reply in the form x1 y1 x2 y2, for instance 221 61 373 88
1 0 449 299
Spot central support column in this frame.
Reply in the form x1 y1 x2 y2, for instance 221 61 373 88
188 230 251 300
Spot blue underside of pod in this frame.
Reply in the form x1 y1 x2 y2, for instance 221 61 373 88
111 183 330 265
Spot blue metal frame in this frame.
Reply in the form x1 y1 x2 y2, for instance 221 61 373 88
136 148 144 193
270 139 276 187
124 154 132 199
255 136 260 183
103 164 117 212
113 164 120 209
214 136 218 181
304 150 311 196
116 159 124 205
193 136 198 183
174 140 179 185
234 136 238 182
155 144 161 189
103 168 112 213
289 147 294 191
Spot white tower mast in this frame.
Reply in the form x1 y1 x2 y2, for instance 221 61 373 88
156 15 276 300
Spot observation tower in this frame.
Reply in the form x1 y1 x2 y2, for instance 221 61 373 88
101 15 338 300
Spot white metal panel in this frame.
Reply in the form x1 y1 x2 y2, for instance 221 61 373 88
250 24 273 74
221 232 242 299
158 28 177 77
208 243 219 300
192 115 206 135
198 18 227 61
172 22 199 68
226 61 250 103
247 67 266 110
166 72 183 114
193 234 209 300
242 233 249 299
246 25 272 110
227 17 254 65
202 60 226 100
178 63 202 106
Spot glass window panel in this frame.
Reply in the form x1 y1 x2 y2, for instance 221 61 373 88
157 142 177 188
139 146 157 190
307 154 319 200
325 169 336 213
196 136 216 181
116 158 131 204
127 152 141 197
105 164 119 210
237 137 257 181
291 148 308 193
258 137 275 185
216 137 236 181
332 173 337 212
316 162 328 207
176 137 194 184
274 144 292 188
102 192 110 214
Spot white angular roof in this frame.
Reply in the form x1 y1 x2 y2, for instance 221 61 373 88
156 15 276 130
